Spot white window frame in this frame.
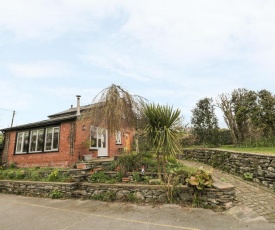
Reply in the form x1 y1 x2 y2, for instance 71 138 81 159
90 126 107 149
15 131 29 154
115 131 122 145
29 129 44 153
44 127 60 152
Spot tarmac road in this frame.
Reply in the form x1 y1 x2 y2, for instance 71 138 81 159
0 194 274 230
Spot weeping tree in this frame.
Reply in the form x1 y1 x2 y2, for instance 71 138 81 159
143 103 182 181
82 84 146 145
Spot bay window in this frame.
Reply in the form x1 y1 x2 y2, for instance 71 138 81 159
15 126 60 154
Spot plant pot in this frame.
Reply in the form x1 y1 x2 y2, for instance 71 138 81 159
122 177 131 182
76 163 90 169
83 155 93 161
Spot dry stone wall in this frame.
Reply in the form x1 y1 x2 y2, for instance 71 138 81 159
0 180 235 211
179 149 275 190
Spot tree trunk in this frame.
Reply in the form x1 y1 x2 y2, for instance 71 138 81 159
156 152 162 180
162 154 167 183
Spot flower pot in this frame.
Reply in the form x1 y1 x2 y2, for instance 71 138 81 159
122 177 131 182
83 155 93 161
76 163 90 169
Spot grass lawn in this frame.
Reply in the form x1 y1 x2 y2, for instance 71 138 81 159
184 145 275 154
215 146 275 154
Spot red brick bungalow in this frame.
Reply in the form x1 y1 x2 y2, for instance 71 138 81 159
0 96 134 168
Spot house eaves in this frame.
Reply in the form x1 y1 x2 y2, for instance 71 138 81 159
0 115 77 132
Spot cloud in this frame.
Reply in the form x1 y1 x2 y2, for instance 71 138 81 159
1 0 275 128
7 61 70 78
0 0 122 41
1 0 275 71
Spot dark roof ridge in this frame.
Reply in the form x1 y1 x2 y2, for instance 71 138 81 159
0 114 77 132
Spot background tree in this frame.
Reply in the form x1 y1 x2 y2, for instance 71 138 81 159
191 97 219 146
143 103 182 181
217 88 275 147
217 88 257 145
254 89 275 137
231 88 257 143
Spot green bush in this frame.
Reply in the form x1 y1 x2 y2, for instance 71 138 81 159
186 169 213 190
219 129 233 145
241 137 275 147
91 191 116 202
132 172 142 182
30 171 40 181
243 172 253 181
47 170 61 181
117 153 142 175
89 171 111 183
50 189 63 199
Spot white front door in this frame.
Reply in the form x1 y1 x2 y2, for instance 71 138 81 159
90 127 108 157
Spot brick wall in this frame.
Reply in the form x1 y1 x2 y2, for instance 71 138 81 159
3 118 135 168
74 117 135 160
5 122 79 168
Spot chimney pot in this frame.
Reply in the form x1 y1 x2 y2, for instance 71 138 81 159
76 95 81 116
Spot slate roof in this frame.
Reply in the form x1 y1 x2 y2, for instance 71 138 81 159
1 102 102 132
0 115 77 132
48 104 93 119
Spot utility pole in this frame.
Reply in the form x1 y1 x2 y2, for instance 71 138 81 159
11 111 15 127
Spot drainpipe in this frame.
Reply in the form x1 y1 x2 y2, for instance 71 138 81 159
76 95 81 116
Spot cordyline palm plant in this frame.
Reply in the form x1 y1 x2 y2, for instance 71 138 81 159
82 84 146 136
143 103 182 181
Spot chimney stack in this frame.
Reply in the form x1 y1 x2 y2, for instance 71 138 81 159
76 95 81 116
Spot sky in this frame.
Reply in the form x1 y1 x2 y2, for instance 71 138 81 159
1 0 275 129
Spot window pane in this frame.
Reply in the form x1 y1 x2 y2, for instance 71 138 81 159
115 131 121 144
37 129 44 151
101 129 106 148
22 131 29 153
90 127 97 147
16 133 23 153
53 128 59 149
98 128 104 148
45 128 53 150
30 130 37 152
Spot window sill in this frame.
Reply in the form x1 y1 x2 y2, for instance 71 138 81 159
14 151 59 155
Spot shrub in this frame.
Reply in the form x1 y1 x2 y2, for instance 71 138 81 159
30 171 41 181
132 172 142 182
47 170 62 182
117 153 142 175
91 191 116 202
89 171 111 183
50 189 63 199
243 172 253 181
186 168 213 190
9 162 17 169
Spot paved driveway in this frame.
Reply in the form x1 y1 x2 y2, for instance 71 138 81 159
0 194 274 230
179 159 275 223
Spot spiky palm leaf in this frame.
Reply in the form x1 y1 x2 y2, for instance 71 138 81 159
144 103 181 157
143 103 182 180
